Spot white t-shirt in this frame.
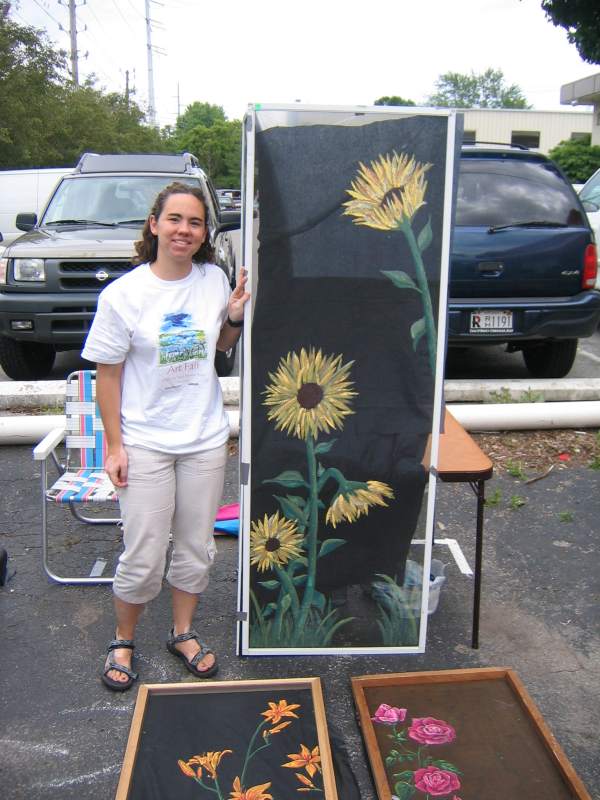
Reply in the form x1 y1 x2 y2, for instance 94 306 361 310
82 262 231 454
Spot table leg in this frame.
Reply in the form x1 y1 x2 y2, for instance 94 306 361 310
471 478 485 649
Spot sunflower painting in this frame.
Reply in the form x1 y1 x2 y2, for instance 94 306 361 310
243 106 458 655
344 151 437 374
248 347 397 648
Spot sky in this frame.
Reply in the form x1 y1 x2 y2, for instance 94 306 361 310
12 0 597 127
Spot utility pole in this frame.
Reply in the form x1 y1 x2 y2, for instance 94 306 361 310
125 70 130 110
58 0 86 85
145 0 156 127
68 0 78 84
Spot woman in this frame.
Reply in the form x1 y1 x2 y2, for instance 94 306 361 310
82 181 249 691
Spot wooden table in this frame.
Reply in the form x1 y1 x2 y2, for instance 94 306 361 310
428 409 493 648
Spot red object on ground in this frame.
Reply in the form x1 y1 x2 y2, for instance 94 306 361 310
558 453 571 462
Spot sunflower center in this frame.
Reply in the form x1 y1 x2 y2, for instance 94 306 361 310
297 382 324 409
381 186 405 208
265 537 281 552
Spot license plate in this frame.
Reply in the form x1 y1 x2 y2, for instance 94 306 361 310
469 310 513 333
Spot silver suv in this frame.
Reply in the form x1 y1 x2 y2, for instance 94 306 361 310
0 152 239 379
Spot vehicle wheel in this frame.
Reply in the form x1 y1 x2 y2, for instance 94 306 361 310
522 339 578 378
215 343 237 377
0 338 56 380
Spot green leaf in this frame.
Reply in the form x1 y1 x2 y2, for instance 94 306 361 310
274 495 308 526
311 590 326 612
264 470 307 489
314 439 337 455
417 218 433 252
432 759 462 774
280 594 292 613
393 771 414 781
410 317 426 351
381 270 421 293
393 782 415 800
263 602 277 619
292 573 307 586
318 538 347 558
258 580 280 590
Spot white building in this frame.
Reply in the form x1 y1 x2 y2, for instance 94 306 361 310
560 72 600 146
459 108 592 154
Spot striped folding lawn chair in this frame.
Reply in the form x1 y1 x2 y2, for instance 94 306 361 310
33 370 120 584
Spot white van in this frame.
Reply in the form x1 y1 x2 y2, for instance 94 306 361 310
0 167 73 247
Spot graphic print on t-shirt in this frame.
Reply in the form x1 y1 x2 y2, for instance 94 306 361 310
158 311 207 388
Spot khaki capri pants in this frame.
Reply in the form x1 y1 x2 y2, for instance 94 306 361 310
113 443 228 604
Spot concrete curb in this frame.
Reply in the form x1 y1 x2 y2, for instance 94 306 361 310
2 376 600 412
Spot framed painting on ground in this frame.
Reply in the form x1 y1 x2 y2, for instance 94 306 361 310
116 677 338 799
351 667 591 800
238 103 461 655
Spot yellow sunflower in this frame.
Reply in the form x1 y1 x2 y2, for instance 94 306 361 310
250 512 305 572
229 777 273 800
282 744 322 777
343 151 432 230
326 480 395 528
187 750 232 781
263 348 356 440
261 698 301 725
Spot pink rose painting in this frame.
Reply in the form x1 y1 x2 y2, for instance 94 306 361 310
371 706 462 798
414 765 461 796
371 703 407 725
408 717 456 746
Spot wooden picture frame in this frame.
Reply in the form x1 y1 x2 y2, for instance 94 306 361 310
116 677 338 799
352 667 591 800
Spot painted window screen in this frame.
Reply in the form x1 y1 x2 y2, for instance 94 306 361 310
239 106 458 654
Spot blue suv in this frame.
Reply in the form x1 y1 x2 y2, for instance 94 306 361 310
448 144 600 377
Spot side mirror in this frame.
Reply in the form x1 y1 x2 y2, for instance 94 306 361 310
218 209 241 233
16 212 38 232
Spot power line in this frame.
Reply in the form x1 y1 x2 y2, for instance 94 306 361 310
30 0 63 30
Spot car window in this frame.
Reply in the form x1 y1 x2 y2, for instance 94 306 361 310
456 157 586 227
580 169 600 208
41 175 203 225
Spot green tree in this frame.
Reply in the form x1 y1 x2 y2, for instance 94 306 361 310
175 101 227 136
548 137 600 183
374 95 416 107
0 5 169 168
427 68 530 109
541 0 600 65
0 3 68 166
177 119 242 188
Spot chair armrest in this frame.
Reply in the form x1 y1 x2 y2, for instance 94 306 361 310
33 426 66 460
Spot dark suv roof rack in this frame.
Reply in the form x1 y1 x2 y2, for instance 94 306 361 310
74 152 201 174
461 140 529 151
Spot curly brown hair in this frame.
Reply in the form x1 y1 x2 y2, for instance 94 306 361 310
132 181 216 266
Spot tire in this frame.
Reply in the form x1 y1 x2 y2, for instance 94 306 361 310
522 339 578 379
0 338 56 380
215 343 237 377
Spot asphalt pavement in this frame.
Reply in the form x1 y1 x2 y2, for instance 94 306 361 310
1 438 598 799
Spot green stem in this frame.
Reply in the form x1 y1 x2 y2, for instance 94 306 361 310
316 466 347 492
401 219 436 375
240 720 268 787
193 776 220 796
275 563 300 619
295 434 319 635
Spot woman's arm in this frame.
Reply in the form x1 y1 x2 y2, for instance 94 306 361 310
217 267 250 352
96 362 128 488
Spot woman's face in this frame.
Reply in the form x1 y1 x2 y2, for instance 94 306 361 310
149 193 208 265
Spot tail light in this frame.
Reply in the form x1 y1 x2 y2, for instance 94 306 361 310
582 243 597 289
